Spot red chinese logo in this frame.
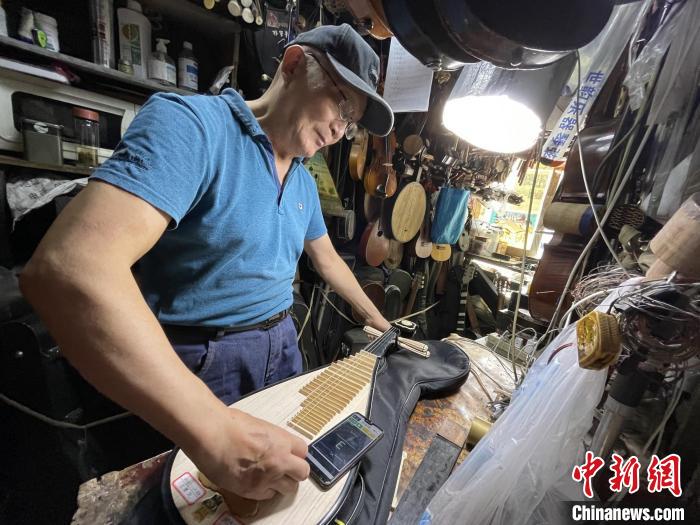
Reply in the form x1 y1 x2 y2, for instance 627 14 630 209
609 453 640 494
572 451 605 498
573 453 682 498
648 454 682 497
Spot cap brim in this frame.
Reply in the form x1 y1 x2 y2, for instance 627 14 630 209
326 53 394 137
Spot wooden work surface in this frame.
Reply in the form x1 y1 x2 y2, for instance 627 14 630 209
71 337 517 524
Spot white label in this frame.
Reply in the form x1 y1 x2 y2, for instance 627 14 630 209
149 59 167 82
178 58 199 90
172 472 205 504
166 63 177 85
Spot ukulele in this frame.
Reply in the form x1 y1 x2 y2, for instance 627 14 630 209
430 243 452 262
358 220 390 267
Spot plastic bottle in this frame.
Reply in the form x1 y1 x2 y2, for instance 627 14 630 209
149 38 176 86
90 0 115 68
117 0 151 79
34 12 60 52
0 1 8 38
177 41 199 91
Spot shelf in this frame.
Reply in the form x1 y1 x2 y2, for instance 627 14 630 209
0 35 193 100
0 154 92 177
140 0 242 37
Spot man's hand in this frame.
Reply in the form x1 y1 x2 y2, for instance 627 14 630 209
192 409 310 501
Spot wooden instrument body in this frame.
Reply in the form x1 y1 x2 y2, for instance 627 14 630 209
389 182 427 243
168 369 371 525
407 206 433 259
351 281 385 322
431 243 452 262
344 0 393 39
364 134 398 199
384 239 404 269
349 128 369 181
358 221 390 267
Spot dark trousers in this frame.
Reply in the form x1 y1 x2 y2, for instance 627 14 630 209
164 316 302 406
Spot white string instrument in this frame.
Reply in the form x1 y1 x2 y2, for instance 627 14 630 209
164 328 401 525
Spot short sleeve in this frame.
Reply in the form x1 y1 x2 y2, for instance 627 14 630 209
305 186 327 241
91 93 210 226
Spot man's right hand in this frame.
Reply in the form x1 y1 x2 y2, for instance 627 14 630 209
190 408 311 501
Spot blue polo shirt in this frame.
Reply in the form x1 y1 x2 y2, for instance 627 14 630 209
91 89 327 326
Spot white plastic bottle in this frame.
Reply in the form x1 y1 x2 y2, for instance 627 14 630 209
177 41 199 92
0 0 8 37
149 38 176 86
117 0 151 79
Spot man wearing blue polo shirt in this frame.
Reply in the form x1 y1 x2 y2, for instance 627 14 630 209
21 25 393 502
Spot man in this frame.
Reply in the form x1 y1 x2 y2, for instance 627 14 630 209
20 25 393 501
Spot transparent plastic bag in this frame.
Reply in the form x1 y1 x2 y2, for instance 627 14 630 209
423 322 607 525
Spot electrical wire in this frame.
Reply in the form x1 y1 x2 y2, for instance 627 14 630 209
0 392 132 430
297 284 316 343
541 47 664 344
314 284 356 324
544 124 654 344
507 134 543 384
572 264 634 316
444 338 514 392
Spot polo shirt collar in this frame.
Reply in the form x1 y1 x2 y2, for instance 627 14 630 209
221 88 304 166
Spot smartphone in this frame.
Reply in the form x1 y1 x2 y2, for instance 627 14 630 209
306 412 384 490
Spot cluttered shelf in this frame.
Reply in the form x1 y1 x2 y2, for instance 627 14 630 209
0 153 92 177
0 34 193 99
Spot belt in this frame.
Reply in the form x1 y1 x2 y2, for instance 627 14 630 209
163 309 290 340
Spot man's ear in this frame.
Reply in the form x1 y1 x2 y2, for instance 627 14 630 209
280 45 307 85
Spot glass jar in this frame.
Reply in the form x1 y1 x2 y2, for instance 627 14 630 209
73 107 100 167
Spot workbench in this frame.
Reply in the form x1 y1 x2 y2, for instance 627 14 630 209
70 338 516 524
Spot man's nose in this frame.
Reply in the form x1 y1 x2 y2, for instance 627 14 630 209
330 120 345 141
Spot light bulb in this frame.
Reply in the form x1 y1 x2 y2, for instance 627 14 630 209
442 95 541 153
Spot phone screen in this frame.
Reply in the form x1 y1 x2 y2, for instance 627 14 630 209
307 413 383 489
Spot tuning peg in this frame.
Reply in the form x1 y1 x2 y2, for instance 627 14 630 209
242 6 254 23
227 0 242 16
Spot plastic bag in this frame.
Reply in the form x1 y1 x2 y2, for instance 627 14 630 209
423 318 608 525
431 187 469 245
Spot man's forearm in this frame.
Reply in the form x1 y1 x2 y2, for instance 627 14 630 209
314 251 390 330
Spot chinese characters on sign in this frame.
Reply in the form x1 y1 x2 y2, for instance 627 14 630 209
542 71 606 162
572 452 682 498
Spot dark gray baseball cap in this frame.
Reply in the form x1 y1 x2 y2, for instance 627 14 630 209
287 24 394 137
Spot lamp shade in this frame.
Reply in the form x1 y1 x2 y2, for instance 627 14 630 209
443 54 576 153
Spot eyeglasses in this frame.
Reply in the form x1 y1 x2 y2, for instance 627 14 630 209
306 53 359 140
